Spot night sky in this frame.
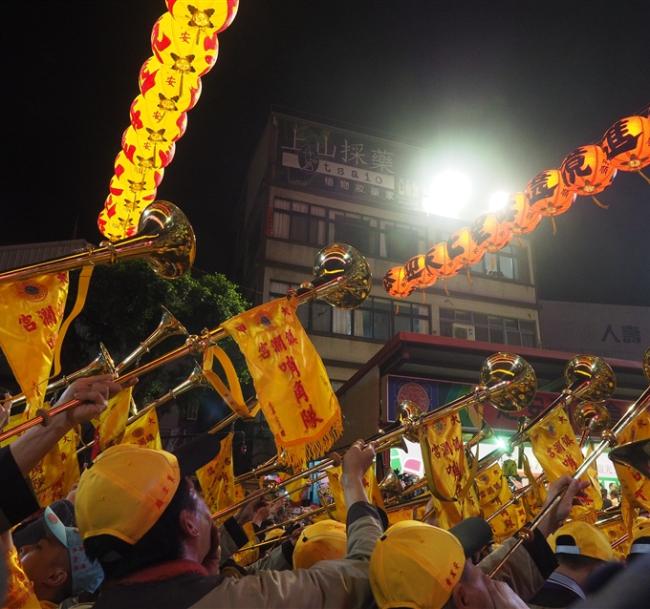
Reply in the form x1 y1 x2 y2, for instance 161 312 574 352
3 1 649 305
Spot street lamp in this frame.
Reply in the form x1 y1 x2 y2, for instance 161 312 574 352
421 169 472 218
488 190 510 213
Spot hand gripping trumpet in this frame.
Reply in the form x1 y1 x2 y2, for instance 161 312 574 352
0 243 371 444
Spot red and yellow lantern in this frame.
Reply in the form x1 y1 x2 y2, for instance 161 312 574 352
404 255 437 289
425 242 462 279
470 214 512 254
601 115 650 171
139 56 203 116
446 227 484 267
166 0 240 35
559 145 616 195
498 192 541 235
525 169 576 217
383 266 414 298
121 125 177 171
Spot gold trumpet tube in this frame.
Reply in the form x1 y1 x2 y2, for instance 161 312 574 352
385 492 432 513
255 504 332 538
488 383 650 578
0 243 370 444
9 343 115 412
115 306 188 374
485 474 546 523
478 355 616 474
232 534 293 554
235 455 288 484
0 201 196 284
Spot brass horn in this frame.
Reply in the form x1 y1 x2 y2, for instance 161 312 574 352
9 343 115 411
0 242 371 444
378 470 405 497
573 400 611 448
235 454 290 484
608 438 650 478
115 305 188 373
478 354 616 473
0 201 196 284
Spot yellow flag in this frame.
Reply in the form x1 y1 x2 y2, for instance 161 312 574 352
278 472 310 504
530 406 602 520
598 516 631 560
28 425 80 507
419 413 479 526
0 273 69 415
3 544 41 609
122 410 162 450
232 521 260 567
387 506 415 526
614 410 650 511
196 431 235 521
325 464 382 522
95 387 132 452
222 298 342 469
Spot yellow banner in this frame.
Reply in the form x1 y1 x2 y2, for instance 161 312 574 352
3 545 41 609
95 386 132 452
530 406 602 520
196 431 235 522
0 273 69 415
122 409 162 450
614 410 650 512
326 464 383 522
419 413 479 526
222 298 342 469
28 425 80 507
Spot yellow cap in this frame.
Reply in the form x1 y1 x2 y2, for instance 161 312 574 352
549 520 614 561
369 520 466 609
264 527 286 542
292 519 347 569
75 444 181 545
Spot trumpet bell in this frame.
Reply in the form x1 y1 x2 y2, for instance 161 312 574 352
573 400 610 434
564 355 616 402
136 201 196 279
379 470 404 496
479 352 538 413
608 439 650 478
310 243 371 309
643 348 650 380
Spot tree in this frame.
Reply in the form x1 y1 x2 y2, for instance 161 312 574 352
60 261 253 439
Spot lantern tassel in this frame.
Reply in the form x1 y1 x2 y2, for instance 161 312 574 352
590 196 608 209
636 169 650 185
465 267 473 287
550 217 558 235
443 281 450 297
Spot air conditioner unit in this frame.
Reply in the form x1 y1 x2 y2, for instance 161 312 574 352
452 322 476 341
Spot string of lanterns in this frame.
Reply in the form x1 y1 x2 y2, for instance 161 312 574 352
98 0 239 241
383 106 650 298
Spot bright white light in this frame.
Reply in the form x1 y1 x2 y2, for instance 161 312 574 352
488 190 510 213
421 169 472 218
495 436 508 451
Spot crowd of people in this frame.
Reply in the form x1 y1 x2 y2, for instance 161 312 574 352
1 374 648 609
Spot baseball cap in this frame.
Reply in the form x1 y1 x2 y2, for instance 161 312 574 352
369 517 493 609
75 444 181 545
628 517 650 559
293 519 347 569
550 520 614 561
42 507 104 595
12 499 76 549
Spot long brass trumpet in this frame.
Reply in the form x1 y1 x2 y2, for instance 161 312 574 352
211 352 536 521
0 242 371 444
115 305 188 374
235 454 290 484
488 381 650 577
477 355 616 474
0 201 196 284
8 343 115 412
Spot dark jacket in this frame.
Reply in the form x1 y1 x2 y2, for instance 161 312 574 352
0 446 40 532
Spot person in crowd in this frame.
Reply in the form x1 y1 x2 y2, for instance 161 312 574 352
292 519 347 569
529 520 615 607
4 506 103 609
1 375 125 535
369 476 586 609
600 486 612 509
76 439 383 609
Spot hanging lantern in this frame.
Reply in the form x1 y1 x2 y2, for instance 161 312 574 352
112 151 164 193
525 169 576 217
130 95 188 144
166 0 240 35
404 254 437 289
122 125 177 170
499 192 541 235
447 227 484 267
383 266 413 298
139 56 203 115
98 205 139 242
601 115 650 171
559 144 616 195
470 214 512 254
425 241 463 279
151 12 219 81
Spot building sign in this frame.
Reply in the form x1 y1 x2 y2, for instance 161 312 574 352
275 114 424 207
386 374 632 435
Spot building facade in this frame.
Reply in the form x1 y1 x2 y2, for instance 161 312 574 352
237 112 540 387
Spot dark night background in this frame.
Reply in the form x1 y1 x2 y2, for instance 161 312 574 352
2 0 649 305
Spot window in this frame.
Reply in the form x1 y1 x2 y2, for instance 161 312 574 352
470 244 530 283
269 197 425 262
440 308 537 347
269 280 431 340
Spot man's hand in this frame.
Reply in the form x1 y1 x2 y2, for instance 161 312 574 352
485 579 529 609
55 374 131 426
236 496 268 526
342 440 375 481
538 475 589 537
0 393 11 431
